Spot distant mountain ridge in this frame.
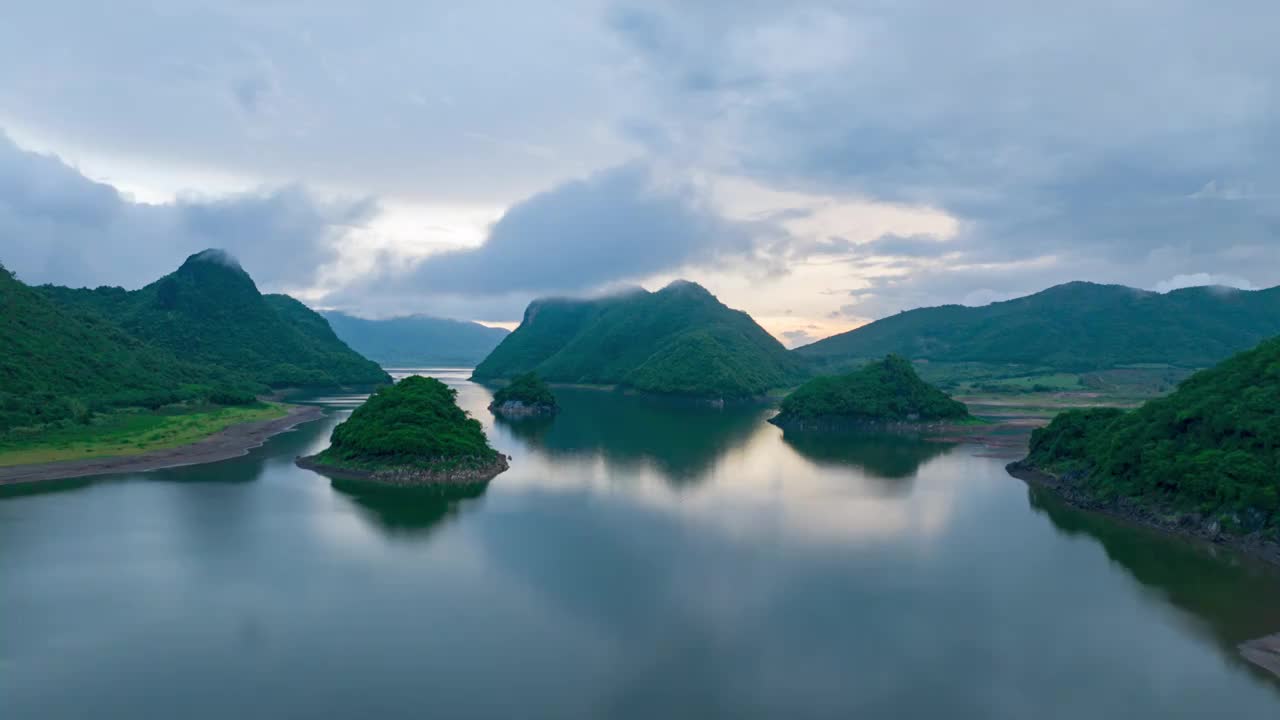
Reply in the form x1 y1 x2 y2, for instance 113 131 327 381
473 280 808 399
798 281 1280 371
39 250 390 388
322 311 509 366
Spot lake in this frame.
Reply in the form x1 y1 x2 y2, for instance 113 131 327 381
3 368 1280 718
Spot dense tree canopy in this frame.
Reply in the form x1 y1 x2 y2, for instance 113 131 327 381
40 250 389 388
315 376 497 469
473 280 808 399
0 261 256 434
491 372 556 408
773 355 971 426
1026 336 1280 533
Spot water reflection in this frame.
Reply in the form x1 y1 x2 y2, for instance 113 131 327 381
495 389 767 486
329 479 490 538
780 430 957 489
1029 485 1280 676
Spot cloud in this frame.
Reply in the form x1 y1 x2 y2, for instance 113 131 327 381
3 1 1279 325
609 1 1280 315
780 329 817 348
377 163 780 296
0 133 372 289
0 1 629 203
1153 273 1255 294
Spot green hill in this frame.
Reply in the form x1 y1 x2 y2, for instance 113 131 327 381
298 375 507 487
798 281 1280 371
0 262 254 434
1019 336 1280 536
321 311 509 366
40 250 390 388
771 355 971 429
472 281 808 399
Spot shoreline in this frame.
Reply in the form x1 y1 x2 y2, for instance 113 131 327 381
768 414 977 433
295 453 510 490
1005 461 1280 567
1007 460 1280 681
0 404 326 486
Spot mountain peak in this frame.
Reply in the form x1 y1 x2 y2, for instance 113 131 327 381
184 248 244 272
659 279 714 298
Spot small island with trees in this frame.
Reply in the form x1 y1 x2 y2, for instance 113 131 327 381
489 372 559 417
770 355 972 431
297 375 508 489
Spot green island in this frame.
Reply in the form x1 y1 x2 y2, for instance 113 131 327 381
489 372 559 417
297 376 508 489
770 355 972 431
472 280 809 401
1012 335 1280 548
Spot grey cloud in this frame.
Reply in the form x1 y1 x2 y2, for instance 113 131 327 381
0 133 372 289
780 329 817 348
611 1 1280 316
0 1 628 203
384 163 779 296
851 234 957 259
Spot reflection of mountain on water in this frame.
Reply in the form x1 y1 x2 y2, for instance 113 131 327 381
1029 486 1280 677
330 478 489 538
495 389 767 486
780 430 956 486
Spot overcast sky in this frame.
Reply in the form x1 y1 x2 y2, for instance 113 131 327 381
2 1 1277 345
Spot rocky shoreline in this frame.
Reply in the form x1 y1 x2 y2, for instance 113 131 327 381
295 453 510 490
0 404 326 486
768 414 972 433
1240 633 1280 679
1008 460 1280 681
1006 460 1280 567
488 399 557 418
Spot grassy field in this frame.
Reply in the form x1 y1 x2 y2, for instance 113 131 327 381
0 403 287 467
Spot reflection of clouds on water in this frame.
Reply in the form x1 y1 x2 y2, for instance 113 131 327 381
491 415 966 549
492 389 766 487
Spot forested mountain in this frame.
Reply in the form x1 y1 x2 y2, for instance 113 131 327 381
798 281 1280 371
321 311 509 366
1021 335 1280 534
0 262 253 433
40 250 390 388
473 281 808 399
771 355 970 429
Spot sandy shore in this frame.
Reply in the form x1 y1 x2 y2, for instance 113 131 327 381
0 404 326 486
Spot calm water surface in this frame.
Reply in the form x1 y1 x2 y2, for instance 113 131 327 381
4 368 1280 718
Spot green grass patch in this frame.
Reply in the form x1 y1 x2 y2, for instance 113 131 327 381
0 402 287 467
